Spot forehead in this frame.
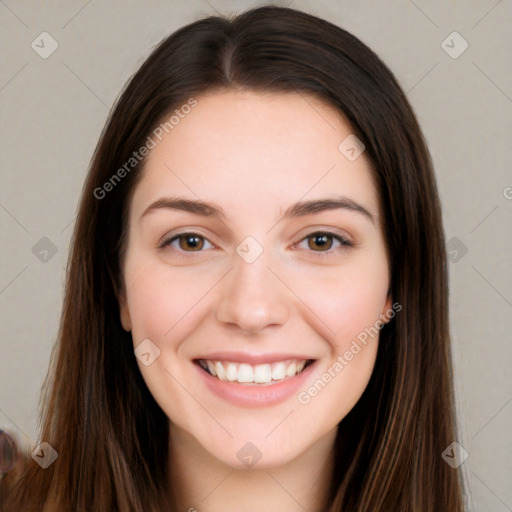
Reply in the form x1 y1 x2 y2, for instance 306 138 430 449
130 89 379 221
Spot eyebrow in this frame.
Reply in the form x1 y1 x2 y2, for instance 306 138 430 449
281 196 376 226
139 195 376 226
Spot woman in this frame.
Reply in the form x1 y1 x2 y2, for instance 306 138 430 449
0 6 466 511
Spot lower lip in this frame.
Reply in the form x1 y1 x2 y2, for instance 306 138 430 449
194 361 317 408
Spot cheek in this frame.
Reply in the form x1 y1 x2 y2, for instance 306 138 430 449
127 279 178 340
123 264 210 420
124 261 213 341
290 260 389 350
295 269 386 420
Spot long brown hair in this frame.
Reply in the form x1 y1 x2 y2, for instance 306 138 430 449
1 6 466 511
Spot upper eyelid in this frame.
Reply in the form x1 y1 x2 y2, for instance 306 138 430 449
161 231 215 249
161 229 352 251
295 232 351 245
292 233 353 253
292 226 353 244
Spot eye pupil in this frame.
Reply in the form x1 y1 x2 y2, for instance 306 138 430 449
180 234 203 251
309 233 332 251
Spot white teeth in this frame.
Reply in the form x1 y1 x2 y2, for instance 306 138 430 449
253 364 272 384
206 360 216 376
198 359 309 384
271 362 286 380
214 361 226 380
237 363 253 383
226 362 238 381
285 362 296 377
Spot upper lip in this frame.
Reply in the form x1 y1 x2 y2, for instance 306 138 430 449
194 351 316 365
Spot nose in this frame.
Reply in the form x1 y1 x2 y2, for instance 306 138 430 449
215 248 290 334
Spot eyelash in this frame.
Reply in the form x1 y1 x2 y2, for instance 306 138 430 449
158 230 353 258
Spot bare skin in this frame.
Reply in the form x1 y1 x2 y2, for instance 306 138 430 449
118 90 392 511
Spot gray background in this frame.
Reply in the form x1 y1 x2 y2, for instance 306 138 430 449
1 1 511 510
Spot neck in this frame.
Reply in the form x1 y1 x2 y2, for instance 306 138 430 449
168 423 337 512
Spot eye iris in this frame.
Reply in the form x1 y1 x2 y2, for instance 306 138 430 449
308 233 332 251
179 234 204 251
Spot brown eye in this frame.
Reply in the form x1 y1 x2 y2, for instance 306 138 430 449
295 231 353 257
307 233 334 251
178 234 205 251
159 232 214 254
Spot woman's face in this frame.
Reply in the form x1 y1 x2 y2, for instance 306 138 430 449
119 90 392 469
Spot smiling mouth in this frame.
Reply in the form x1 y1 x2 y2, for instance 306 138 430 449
195 359 314 385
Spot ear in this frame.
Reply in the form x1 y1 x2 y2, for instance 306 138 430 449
116 285 132 332
380 288 394 324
